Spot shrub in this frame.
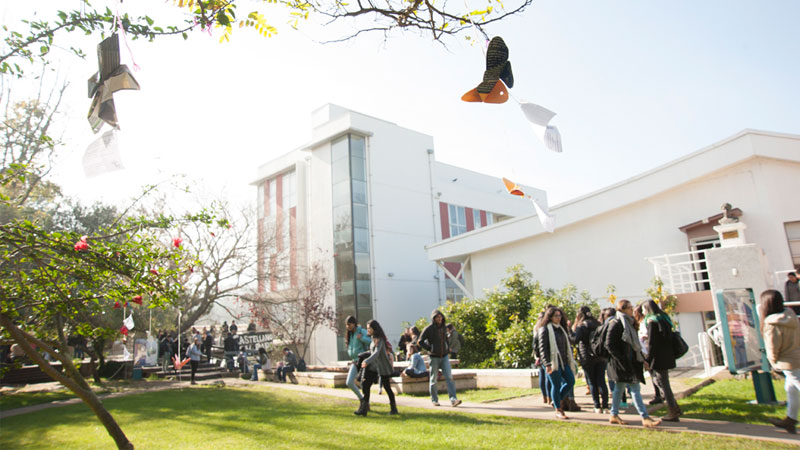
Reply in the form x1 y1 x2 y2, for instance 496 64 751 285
443 299 494 367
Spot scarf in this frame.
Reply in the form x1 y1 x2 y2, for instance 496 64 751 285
547 323 576 372
616 311 644 362
645 313 673 328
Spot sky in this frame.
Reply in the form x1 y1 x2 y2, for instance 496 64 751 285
3 0 800 211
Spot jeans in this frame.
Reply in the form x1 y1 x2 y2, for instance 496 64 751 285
652 369 677 411
539 366 551 402
190 360 199 383
583 362 609 409
545 366 575 410
277 366 294 382
429 355 457 403
347 363 364 400
784 369 800 420
251 364 261 381
610 382 648 418
404 368 429 378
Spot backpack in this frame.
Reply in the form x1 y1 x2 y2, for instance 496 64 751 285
590 320 611 360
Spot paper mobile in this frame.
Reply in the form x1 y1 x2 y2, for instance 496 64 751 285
123 314 135 331
501 177 556 233
462 37 514 104
173 354 191 370
522 101 562 153
83 128 124 177
87 34 140 133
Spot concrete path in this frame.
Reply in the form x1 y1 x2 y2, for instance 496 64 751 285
3 376 799 446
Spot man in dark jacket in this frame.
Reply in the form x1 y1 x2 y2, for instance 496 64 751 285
419 310 462 407
605 300 661 428
223 332 238 371
786 272 800 314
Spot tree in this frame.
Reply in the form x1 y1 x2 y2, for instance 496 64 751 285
242 259 336 361
1 0 533 76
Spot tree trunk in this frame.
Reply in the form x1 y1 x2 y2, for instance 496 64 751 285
0 314 134 450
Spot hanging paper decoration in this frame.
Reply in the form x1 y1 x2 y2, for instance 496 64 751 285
113 301 122 309
149 269 159 276
120 325 129 336
74 236 89 252
83 127 124 177
132 295 143 305
123 314 135 331
521 101 562 153
122 344 131 359
462 37 514 104
502 177 556 233
172 354 191 370
87 34 140 133
172 237 183 248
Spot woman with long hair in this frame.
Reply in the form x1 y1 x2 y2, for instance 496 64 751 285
574 306 609 413
344 316 371 410
537 306 577 419
760 290 800 434
605 299 661 428
355 319 398 416
533 310 551 405
641 299 679 421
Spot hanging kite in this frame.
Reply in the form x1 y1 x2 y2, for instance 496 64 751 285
173 354 191 370
87 33 140 133
502 177 556 233
461 36 563 152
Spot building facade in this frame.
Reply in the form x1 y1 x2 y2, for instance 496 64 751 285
252 105 542 363
426 129 800 367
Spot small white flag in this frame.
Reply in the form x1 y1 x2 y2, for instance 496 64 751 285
123 314 135 331
520 101 556 126
530 197 556 233
530 124 563 153
122 345 131 360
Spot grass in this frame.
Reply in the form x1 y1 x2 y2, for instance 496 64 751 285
0 390 78 411
654 378 787 424
398 387 539 403
0 385 794 449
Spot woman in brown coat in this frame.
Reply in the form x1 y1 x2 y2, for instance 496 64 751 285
760 290 800 434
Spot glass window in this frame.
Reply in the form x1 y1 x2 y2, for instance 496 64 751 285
335 253 354 283
268 179 277 218
354 227 369 253
282 171 296 210
448 204 467 237
486 212 494 225
257 182 265 219
333 204 352 230
353 204 368 228
786 221 800 270
352 180 367 205
355 252 371 279
332 159 349 184
473 209 482 229
332 181 350 207
350 135 366 159
350 156 366 182
356 280 372 307
331 136 349 162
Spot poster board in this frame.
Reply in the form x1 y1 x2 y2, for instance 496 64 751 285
714 288 769 374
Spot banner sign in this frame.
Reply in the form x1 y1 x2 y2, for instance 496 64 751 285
237 332 273 351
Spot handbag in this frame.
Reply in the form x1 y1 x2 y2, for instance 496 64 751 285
671 330 689 359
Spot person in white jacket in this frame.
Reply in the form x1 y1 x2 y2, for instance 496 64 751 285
760 290 800 434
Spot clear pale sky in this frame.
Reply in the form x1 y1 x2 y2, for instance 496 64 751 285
3 0 799 209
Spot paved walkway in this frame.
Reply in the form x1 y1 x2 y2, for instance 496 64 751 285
3 376 799 446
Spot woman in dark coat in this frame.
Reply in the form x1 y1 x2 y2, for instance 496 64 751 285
642 299 680 421
574 306 608 413
537 306 576 419
605 299 661 428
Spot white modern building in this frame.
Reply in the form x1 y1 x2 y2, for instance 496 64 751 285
251 104 542 363
426 129 800 367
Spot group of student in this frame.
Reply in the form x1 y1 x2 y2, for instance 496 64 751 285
534 299 680 427
343 309 463 416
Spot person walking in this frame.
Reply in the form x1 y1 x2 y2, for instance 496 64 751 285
533 311 551 405
419 310 462 407
574 306 609 414
355 320 398 416
605 299 661 428
761 290 800 434
537 306 577 419
187 337 203 385
642 299 680 421
344 316 372 409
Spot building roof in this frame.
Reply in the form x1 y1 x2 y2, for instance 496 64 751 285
426 129 800 261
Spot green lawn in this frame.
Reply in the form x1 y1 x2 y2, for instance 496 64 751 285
398 387 539 403
0 385 793 449
654 378 787 424
0 390 78 411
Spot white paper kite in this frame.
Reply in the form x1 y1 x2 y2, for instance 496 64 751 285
502 177 557 233
83 128 124 177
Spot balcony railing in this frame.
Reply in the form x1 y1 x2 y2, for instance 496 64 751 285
645 249 711 294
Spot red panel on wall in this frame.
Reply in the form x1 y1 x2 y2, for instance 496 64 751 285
263 182 270 217
465 207 474 232
444 262 462 280
257 221 265 294
480 210 487 227
276 174 283 252
439 202 450 239
290 207 297 288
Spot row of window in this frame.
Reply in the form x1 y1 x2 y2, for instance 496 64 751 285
448 204 494 238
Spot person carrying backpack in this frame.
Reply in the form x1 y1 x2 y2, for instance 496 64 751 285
575 306 608 413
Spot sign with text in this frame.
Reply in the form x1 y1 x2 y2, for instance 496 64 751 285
237 332 273 351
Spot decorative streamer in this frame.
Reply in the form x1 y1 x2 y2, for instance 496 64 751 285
502 177 557 232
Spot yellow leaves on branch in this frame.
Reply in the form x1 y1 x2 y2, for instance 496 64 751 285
239 12 277 38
